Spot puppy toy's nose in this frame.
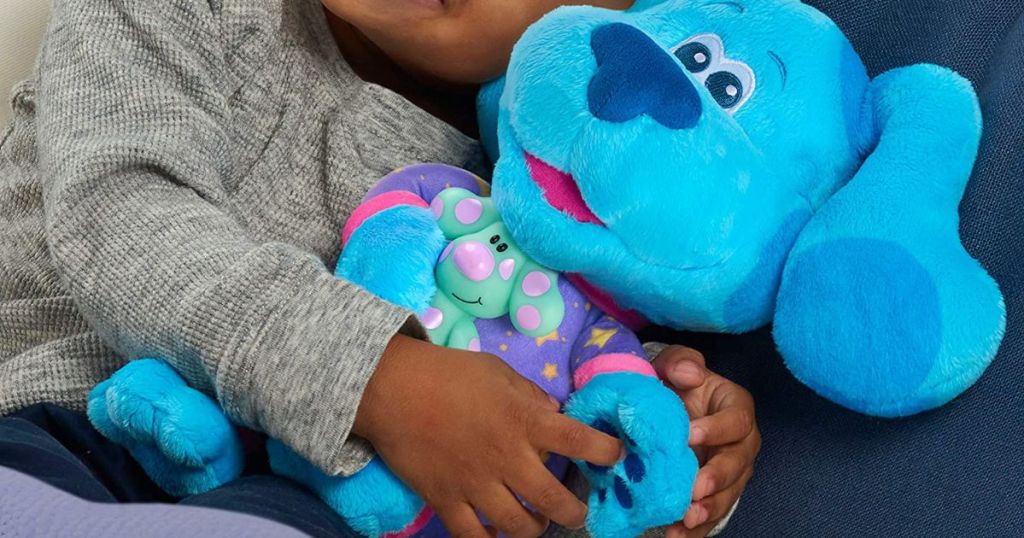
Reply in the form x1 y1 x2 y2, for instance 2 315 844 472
453 241 495 282
588 23 702 130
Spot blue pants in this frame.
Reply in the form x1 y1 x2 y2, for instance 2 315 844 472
0 403 360 538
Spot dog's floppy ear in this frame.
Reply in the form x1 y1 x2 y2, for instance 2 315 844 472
476 74 506 164
774 64 1006 417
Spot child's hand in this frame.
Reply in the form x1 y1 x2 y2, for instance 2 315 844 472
354 334 625 538
652 346 761 538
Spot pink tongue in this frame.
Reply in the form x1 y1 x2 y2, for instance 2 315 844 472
524 153 604 226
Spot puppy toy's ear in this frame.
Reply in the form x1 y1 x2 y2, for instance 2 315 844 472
476 75 507 164
773 64 1006 417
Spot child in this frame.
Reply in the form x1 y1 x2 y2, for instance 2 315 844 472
0 0 758 536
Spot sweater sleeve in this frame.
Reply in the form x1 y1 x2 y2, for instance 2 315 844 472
35 0 405 476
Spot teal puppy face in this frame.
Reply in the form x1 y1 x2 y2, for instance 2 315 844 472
431 188 565 337
436 222 526 319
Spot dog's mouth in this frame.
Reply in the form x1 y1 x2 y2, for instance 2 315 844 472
524 153 605 227
452 292 483 306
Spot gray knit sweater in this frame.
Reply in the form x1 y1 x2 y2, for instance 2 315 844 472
0 0 483 476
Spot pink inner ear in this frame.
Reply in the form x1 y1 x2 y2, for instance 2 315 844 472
499 259 516 281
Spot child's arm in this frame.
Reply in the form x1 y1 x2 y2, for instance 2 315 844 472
35 0 403 476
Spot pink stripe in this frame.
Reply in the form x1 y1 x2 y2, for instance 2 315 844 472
342 192 429 246
382 507 434 538
574 353 657 389
566 274 649 330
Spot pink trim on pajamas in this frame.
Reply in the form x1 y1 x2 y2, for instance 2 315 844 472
341 191 429 246
573 353 658 389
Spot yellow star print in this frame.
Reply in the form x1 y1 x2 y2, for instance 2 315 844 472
585 327 618 349
535 330 559 347
542 363 559 381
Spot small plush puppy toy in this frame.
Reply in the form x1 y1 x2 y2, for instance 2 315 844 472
90 0 1007 536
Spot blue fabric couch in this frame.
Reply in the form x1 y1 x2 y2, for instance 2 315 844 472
650 1 1024 535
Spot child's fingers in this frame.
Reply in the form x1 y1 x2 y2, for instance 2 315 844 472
529 412 624 466
691 445 751 500
504 458 587 529
684 468 751 531
436 502 491 538
653 346 708 390
689 405 755 447
472 485 550 538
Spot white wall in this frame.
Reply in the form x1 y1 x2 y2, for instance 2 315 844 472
0 0 52 127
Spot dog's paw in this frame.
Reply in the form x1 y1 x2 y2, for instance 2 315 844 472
566 373 696 538
268 442 428 538
337 204 447 312
87 359 243 496
776 236 1005 416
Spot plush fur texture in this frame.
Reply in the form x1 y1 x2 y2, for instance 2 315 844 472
773 65 1007 416
336 204 448 313
565 373 695 538
267 442 427 538
480 0 1005 416
86 359 243 497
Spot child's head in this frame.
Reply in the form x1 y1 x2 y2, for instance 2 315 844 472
322 0 634 84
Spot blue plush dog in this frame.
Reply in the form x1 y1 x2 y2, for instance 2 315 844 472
480 0 1005 417
88 0 1006 536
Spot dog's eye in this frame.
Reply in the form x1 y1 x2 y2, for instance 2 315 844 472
497 243 509 253
672 34 724 77
706 63 755 112
674 42 712 73
490 235 501 244
672 33 756 113
706 71 743 108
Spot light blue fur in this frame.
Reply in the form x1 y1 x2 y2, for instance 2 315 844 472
336 204 448 313
565 373 696 538
481 0 1005 417
268 442 425 537
86 359 244 497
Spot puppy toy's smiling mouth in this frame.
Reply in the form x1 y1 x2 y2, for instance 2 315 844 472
524 153 605 226
452 293 483 305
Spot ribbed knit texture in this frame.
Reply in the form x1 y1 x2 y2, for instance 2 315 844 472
0 0 484 476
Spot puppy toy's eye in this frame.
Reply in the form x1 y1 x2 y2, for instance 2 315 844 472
706 71 744 109
490 235 501 244
674 42 713 73
497 243 509 253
